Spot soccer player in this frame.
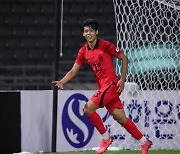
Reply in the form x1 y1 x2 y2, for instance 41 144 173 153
52 19 152 154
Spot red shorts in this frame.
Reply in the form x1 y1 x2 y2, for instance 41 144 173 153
90 82 123 114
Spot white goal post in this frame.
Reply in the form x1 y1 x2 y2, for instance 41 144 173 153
109 0 180 150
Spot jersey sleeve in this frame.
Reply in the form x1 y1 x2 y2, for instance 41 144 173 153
107 42 122 58
75 47 85 66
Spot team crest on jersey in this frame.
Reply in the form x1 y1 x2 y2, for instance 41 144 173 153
116 48 120 52
62 93 94 148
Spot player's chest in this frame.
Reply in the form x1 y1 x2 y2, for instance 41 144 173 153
85 49 109 65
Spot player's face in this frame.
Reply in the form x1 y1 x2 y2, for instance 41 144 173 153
83 26 98 43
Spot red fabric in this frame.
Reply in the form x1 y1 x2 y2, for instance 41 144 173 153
88 112 106 134
90 83 123 112
123 118 143 140
75 39 122 90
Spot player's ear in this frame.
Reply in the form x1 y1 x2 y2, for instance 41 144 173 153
96 30 99 35
82 31 85 37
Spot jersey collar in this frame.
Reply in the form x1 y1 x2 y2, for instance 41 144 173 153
87 39 99 50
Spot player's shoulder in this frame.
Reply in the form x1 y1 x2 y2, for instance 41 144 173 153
99 39 115 47
100 39 113 45
79 42 88 52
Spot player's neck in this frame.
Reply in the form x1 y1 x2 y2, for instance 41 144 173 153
88 38 97 49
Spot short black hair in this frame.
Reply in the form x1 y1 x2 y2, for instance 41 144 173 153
81 19 99 31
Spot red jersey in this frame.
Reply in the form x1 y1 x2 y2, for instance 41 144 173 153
75 39 122 89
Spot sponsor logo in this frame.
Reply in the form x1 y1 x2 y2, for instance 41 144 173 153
62 93 94 148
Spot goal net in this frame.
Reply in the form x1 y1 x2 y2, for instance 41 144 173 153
107 0 180 150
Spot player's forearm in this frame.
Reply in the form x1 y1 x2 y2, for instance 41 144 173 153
59 63 81 85
120 56 128 81
60 70 76 84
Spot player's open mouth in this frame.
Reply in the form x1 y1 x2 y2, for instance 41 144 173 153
87 36 92 39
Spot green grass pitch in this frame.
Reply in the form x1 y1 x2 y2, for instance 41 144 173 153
45 150 180 154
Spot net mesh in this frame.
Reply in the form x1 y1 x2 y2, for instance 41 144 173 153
113 0 179 90
109 0 180 150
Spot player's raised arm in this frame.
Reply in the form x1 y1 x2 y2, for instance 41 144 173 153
52 63 81 89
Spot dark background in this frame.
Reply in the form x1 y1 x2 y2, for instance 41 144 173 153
0 0 116 90
0 92 21 153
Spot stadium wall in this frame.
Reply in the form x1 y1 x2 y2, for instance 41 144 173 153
0 90 180 153
0 92 21 153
